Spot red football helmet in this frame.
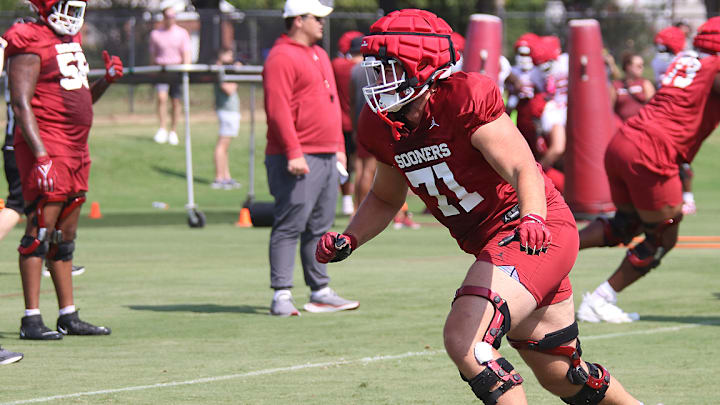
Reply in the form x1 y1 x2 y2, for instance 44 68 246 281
531 36 561 68
694 17 720 54
514 32 538 55
450 32 465 54
29 0 86 36
654 26 686 54
360 9 459 116
338 30 364 55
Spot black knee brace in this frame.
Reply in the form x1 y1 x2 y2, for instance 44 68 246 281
461 358 523 405
509 322 610 405
627 215 682 273
48 241 75 261
598 211 642 246
453 286 523 404
18 234 49 257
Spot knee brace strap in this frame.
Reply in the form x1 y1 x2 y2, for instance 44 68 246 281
58 196 86 223
462 357 523 405
560 362 611 405
18 234 49 257
48 241 75 261
453 286 511 349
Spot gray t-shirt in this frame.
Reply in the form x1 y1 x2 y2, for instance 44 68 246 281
214 82 240 113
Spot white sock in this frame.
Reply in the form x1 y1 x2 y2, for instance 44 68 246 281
312 286 331 298
25 308 41 317
683 192 694 203
273 289 291 301
593 281 617 304
59 305 76 316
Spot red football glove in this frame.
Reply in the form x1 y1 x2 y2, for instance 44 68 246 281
32 155 56 194
498 213 552 255
102 50 124 83
316 232 357 263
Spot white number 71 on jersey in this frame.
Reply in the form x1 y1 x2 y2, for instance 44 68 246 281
405 162 484 217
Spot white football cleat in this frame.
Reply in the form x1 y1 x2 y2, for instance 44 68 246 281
577 293 639 323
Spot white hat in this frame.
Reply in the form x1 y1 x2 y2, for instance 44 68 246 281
282 0 333 19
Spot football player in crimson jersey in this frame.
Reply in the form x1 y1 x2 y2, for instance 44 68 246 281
576 17 720 324
316 9 639 405
3 0 123 340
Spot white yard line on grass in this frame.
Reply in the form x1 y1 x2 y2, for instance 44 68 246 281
1 323 707 405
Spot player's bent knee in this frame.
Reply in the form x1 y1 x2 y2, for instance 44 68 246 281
627 215 682 273
509 322 610 404
597 211 642 246
452 286 522 404
461 354 523 405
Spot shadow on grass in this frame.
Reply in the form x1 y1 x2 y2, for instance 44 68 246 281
713 292 720 300
151 165 211 185
78 210 241 227
640 315 720 326
127 303 268 315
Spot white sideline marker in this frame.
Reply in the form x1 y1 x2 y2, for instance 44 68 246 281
0 323 708 405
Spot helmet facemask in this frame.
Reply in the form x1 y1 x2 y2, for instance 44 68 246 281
47 0 86 36
361 56 431 114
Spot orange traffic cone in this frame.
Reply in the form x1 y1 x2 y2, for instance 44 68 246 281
0 198 5 210
89 201 102 219
235 207 252 227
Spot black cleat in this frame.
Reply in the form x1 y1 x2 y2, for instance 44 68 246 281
57 311 111 336
20 315 63 340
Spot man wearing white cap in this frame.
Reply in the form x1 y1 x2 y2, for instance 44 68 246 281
262 0 358 317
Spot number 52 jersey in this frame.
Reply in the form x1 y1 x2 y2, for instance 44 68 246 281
358 72 561 254
3 21 93 155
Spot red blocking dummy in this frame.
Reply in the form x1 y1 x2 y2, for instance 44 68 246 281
566 19 615 218
462 14 502 82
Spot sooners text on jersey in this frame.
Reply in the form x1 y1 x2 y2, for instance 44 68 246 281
358 72 560 254
3 20 93 156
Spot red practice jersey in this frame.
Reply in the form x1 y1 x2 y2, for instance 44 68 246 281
358 72 560 254
331 57 357 133
3 21 93 156
624 51 720 173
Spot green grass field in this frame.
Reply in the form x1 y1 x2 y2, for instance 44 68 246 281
0 88 719 404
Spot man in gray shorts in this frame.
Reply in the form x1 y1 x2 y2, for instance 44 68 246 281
212 48 242 190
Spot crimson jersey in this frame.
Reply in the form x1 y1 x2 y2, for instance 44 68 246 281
358 72 560 254
331 57 357 133
3 21 93 156
624 51 720 173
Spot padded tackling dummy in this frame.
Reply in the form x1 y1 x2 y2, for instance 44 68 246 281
565 19 615 219
462 14 502 82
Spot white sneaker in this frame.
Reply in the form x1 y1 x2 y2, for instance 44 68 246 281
576 292 639 323
342 196 354 215
168 131 179 146
153 128 168 144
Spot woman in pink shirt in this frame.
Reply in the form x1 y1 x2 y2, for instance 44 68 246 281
149 6 191 145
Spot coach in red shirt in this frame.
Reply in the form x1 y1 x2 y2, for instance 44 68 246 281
262 0 358 317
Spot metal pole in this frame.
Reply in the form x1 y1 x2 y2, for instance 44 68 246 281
128 16 136 113
182 71 196 209
247 84 256 204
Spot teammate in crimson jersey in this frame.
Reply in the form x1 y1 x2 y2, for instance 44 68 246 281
315 9 639 405
576 17 720 324
3 0 123 340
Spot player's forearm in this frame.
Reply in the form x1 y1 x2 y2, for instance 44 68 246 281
12 103 45 157
344 189 403 247
515 164 547 219
90 78 111 103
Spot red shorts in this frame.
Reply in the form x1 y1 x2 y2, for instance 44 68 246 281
604 131 682 211
477 197 577 307
15 141 91 203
